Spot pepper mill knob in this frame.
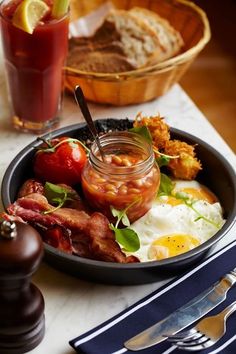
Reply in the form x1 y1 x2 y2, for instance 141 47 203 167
0 220 17 238
0 220 45 354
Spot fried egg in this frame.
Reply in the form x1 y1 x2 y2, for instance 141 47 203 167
128 180 225 262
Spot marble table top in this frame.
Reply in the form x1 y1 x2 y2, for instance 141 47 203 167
0 63 236 353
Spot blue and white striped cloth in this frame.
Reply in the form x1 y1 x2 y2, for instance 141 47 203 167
70 240 236 354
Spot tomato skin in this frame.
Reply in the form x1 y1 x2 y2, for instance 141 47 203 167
33 137 87 186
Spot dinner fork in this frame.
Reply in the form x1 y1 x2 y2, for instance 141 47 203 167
165 300 236 351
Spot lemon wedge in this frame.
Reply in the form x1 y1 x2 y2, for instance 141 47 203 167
12 0 50 34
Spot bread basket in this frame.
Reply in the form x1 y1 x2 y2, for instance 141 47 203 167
65 0 211 105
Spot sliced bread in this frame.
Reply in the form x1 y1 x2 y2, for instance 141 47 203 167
68 19 136 73
67 50 136 73
67 7 185 73
105 9 167 67
129 7 184 60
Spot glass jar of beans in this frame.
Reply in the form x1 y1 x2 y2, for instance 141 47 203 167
81 131 160 223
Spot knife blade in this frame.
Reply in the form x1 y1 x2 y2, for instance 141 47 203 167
124 268 236 351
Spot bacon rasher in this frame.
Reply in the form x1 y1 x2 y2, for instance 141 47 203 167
4 181 139 263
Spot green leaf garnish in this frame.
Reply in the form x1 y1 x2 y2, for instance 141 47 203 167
157 176 222 229
129 125 178 169
175 191 189 202
45 182 67 200
109 200 141 252
153 146 179 168
129 126 152 143
171 187 221 229
110 225 140 252
158 173 174 196
43 182 75 214
111 206 130 227
156 155 170 167
187 200 222 229
36 137 90 154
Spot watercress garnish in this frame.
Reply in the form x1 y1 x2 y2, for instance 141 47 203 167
129 125 152 143
174 191 222 229
109 203 140 252
158 173 174 196
43 182 76 214
158 173 221 229
129 126 179 167
36 137 90 154
156 155 170 167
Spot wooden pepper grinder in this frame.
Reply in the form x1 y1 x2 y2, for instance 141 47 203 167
0 220 45 354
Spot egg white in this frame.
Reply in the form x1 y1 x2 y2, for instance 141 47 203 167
128 180 225 262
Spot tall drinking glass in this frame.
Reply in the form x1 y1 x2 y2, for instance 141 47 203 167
0 0 69 133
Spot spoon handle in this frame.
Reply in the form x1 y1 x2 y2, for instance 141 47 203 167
74 86 97 138
74 85 105 159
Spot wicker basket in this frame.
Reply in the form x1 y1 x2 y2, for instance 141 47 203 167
65 0 211 105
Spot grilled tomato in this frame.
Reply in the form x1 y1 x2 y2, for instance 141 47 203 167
33 137 88 186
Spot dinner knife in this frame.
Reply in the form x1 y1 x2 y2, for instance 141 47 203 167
124 268 236 351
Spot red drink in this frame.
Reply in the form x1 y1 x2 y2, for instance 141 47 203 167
0 0 69 133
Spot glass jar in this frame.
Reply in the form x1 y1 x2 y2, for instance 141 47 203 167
81 131 160 223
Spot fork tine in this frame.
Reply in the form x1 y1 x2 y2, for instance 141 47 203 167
176 335 210 347
176 344 211 352
163 328 197 341
168 332 203 343
176 340 213 352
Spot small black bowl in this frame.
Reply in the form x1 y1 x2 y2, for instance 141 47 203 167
1 119 236 285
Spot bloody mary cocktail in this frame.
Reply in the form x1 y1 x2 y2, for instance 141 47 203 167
0 0 69 133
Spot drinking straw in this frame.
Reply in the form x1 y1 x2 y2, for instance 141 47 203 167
52 0 69 18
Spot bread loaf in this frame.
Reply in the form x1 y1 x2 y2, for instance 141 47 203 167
129 7 184 60
68 20 136 73
67 51 136 73
67 7 184 73
104 9 166 67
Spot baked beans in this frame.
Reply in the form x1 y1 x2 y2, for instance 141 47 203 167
82 151 160 222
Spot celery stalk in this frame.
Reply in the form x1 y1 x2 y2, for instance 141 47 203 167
52 0 69 18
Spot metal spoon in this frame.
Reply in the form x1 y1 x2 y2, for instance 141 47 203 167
74 85 105 160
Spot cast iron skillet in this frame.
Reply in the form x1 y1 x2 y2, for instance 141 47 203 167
1 119 236 285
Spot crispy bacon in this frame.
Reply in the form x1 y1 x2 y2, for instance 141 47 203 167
17 178 44 198
57 183 90 211
85 212 139 263
7 193 90 231
2 212 25 223
5 188 140 263
71 232 94 258
18 178 88 212
42 225 73 254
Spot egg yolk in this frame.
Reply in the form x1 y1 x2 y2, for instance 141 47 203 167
166 186 218 206
166 196 182 206
148 234 200 260
180 187 217 204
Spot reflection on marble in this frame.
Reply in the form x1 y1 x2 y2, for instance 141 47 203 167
0 60 235 353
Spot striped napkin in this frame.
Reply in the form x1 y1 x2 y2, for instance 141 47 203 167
70 240 236 354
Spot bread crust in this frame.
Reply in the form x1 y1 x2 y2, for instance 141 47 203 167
67 7 185 73
105 9 167 67
68 19 136 73
67 50 136 73
129 7 184 60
